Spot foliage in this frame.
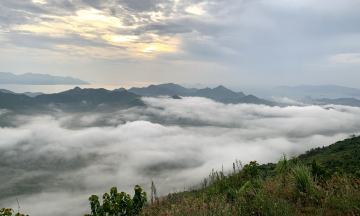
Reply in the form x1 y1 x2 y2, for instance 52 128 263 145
85 185 147 216
0 208 28 216
298 135 360 174
290 165 314 195
140 155 360 216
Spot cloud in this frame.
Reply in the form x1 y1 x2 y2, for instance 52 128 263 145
0 109 9 116
329 53 360 64
271 96 304 105
1 0 360 87
1 97 360 215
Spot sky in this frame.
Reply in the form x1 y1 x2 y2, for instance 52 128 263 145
1 0 360 89
1 97 360 215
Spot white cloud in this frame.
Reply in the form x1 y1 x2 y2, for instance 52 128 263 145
1 97 360 215
329 53 360 64
271 96 304 105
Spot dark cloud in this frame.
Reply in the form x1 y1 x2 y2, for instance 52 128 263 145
2 31 126 51
0 0 50 14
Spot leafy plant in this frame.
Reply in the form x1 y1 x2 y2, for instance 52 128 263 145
0 208 28 216
240 161 261 181
85 185 147 216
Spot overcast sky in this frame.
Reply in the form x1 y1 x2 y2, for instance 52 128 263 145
1 0 360 89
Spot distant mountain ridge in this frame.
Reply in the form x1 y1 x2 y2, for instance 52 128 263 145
0 72 89 85
314 98 360 107
0 87 142 111
0 83 279 110
0 89 43 97
275 85 360 95
117 83 247 101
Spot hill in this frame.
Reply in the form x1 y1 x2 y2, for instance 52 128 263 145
128 85 178 96
0 92 35 109
0 89 15 94
127 83 247 102
275 84 360 94
314 97 360 107
192 85 246 101
260 135 360 176
0 72 89 85
233 94 277 106
157 83 198 94
139 136 360 216
0 88 43 97
298 135 360 173
0 87 143 111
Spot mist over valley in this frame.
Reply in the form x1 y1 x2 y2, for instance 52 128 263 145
1 85 360 215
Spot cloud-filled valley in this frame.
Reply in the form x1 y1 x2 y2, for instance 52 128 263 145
1 97 360 215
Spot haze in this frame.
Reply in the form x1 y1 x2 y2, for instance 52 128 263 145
1 97 360 215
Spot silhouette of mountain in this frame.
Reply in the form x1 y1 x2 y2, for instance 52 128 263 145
221 95 277 106
0 72 89 85
127 84 246 102
128 85 178 96
236 95 277 106
192 85 246 101
0 89 15 94
0 87 142 110
171 95 182 99
0 89 43 97
113 87 127 92
157 83 198 94
0 92 35 109
275 85 360 94
34 87 139 105
314 98 360 107
23 92 43 97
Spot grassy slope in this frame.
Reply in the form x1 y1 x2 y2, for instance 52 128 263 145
140 136 360 216
260 135 360 176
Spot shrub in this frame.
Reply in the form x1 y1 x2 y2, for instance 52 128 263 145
0 208 28 216
291 165 314 196
85 185 147 216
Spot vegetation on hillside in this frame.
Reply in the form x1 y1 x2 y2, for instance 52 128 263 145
260 135 360 177
140 136 360 215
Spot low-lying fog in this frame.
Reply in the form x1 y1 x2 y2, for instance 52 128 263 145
1 97 360 215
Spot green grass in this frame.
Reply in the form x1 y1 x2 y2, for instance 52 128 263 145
140 136 360 216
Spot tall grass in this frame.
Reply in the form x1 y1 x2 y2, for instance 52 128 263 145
140 157 360 216
290 165 314 196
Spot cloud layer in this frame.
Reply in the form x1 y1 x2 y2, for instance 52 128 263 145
1 97 360 215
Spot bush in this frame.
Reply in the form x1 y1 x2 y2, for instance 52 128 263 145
85 185 147 216
291 165 314 196
0 208 28 216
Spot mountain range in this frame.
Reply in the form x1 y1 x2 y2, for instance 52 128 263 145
275 85 360 95
115 83 246 101
0 89 43 97
314 98 360 107
0 87 141 111
0 72 89 85
0 83 278 111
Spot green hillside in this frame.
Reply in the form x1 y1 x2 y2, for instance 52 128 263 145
260 135 360 176
298 135 360 174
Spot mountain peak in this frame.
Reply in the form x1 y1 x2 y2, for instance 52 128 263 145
214 85 227 90
73 86 82 90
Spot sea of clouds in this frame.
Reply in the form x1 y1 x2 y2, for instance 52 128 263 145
1 97 360 215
